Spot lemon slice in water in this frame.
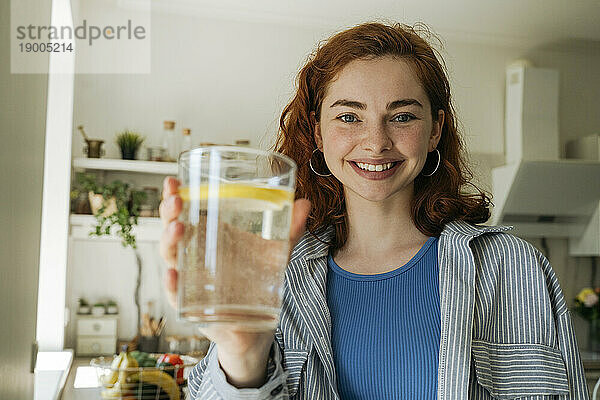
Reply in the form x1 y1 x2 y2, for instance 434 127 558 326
179 184 293 211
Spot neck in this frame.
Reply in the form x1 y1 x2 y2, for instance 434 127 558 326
337 184 429 260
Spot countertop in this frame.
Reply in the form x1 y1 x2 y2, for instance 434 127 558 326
34 350 73 400
60 352 600 399
61 356 193 400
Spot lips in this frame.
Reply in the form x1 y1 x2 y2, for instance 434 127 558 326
349 160 402 180
350 158 401 164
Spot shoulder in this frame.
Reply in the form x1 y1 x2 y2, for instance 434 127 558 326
289 225 334 262
443 219 553 277
470 229 549 271
472 230 541 256
443 219 546 264
462 224 567 312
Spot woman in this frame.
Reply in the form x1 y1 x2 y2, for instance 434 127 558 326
159 22 588 399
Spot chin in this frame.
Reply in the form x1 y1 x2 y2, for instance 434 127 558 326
349 187 396 203
344 179 413 204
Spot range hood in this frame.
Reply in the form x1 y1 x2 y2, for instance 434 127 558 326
490 62 600 256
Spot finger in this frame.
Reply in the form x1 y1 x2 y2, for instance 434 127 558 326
162 176 181 198
165 268 178 308
289 198 311 246
159 220 184 268
159 194 182 228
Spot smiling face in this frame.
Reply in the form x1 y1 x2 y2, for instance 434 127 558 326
314 56 444 203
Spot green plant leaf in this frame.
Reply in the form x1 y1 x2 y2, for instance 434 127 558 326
84 179 145 249
115 130 145 152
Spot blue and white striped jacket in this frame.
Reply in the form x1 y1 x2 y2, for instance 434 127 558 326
188 220 589 399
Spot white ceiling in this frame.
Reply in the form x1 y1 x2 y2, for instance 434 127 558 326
135 0 600 48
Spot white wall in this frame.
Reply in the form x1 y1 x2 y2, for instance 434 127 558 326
66 8 600 348
65 237 197 348
0 0 50 397
71 12 324 157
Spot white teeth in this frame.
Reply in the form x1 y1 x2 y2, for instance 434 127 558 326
356 162 396 172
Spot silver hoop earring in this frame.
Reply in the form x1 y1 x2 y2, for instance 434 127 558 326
309 149 332 177
421 148 441 177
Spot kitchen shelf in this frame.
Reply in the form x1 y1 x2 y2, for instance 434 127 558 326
69 214 163 242
72 157 178 175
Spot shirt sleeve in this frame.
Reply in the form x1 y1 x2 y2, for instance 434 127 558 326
556 310 589 398
535 246 589 399
187 339 290 400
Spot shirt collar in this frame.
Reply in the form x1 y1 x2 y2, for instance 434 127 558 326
290 220 514 261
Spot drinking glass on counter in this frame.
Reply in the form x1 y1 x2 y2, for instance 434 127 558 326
177 146 296 330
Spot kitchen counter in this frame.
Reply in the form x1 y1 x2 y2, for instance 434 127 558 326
60 353 600 399
60 357 100 400
61 356 193 400
35 350 73 400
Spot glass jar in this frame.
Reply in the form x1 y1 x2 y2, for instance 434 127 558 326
165 335 187 354
147 146 166 161
181 128 192 154
162 121 178 162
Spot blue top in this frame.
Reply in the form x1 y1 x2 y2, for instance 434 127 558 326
326 236 440 400
190 221 589 399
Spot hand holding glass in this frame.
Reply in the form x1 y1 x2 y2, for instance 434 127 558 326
177 146 296 330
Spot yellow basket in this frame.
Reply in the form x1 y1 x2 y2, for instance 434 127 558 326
90 354 199 400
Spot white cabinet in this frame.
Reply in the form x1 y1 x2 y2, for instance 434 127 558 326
505 64 560 163
76 315 118 356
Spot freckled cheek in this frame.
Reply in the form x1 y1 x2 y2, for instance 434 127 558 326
389 129 429 155
322 129 356 163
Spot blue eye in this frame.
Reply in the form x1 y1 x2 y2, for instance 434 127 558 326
392 114 415 123
338 114 358 123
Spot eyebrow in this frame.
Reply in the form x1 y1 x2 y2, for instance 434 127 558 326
329 98 423 110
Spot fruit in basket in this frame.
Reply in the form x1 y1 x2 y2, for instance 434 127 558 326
101 352 125 387
101 386 126 399
101 345 139 398
156 354 184 385
118 348 139 381
131 350 154 365
157 362 175 378
133 383 171 400
128 370 180 400
143 358 158 367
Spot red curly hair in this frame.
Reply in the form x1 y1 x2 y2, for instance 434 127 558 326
273 21 492 249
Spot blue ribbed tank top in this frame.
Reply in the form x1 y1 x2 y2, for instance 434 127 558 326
326 236 440 399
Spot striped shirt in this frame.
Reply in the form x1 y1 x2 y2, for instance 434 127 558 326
187 220 589 399
326 237 440 399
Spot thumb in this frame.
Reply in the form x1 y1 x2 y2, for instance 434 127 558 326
289 198 311 247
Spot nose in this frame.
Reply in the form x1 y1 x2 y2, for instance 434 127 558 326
361 122 393 153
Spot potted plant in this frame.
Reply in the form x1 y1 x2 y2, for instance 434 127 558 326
70 187 92 214
106 300 119 315
92 302 106 316
78 298 91 315
116 130 145 160
75 172 146 248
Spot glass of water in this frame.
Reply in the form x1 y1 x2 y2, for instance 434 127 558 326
177 146 296 330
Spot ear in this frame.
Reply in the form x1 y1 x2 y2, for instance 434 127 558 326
310 111 323 150
429 109 444 151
